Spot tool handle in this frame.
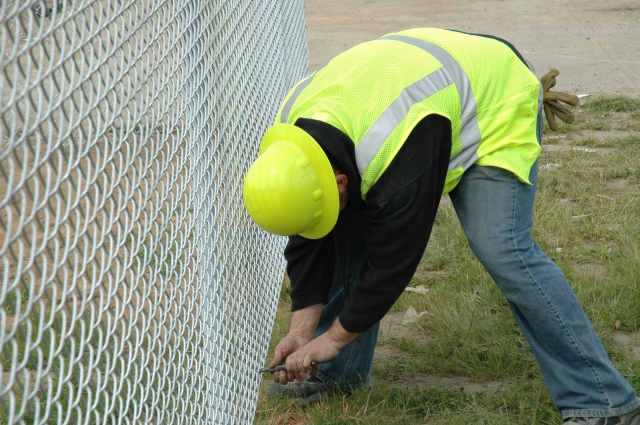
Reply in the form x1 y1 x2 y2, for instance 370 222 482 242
259 361 320 373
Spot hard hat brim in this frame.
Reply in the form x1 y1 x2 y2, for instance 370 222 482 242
260 124 339 239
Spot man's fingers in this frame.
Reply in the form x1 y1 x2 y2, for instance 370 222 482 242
272 366 305 385
274 370 292 385
277 373 287 385
269 352 282 369
286 353 306 376
270 335 304 368
303 355 314 370
285 355 296 375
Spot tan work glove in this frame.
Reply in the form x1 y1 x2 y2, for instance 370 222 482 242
541 69 580 131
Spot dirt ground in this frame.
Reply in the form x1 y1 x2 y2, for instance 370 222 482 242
302 0 640 395
304 0 640 96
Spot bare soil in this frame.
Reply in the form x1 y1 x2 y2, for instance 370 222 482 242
304 0 640 96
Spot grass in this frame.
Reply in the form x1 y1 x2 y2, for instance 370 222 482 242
257 386 558 425
255 96 640 424
586 96 640 114
544 95 640 136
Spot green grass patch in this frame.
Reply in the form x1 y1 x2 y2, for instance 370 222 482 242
255 379 562 424
542 95 640 136
583 96 640 114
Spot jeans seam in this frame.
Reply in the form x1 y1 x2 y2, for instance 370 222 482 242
507 172 611 408
337 333 360 386
561 398 640 419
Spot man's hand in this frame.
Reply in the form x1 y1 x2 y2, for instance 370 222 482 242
284 332 341 376
276 317 361 384
270 334 311 384
270 304 323 384
268 305 362 386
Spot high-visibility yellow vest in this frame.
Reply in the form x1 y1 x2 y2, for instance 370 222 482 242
276 28 542 197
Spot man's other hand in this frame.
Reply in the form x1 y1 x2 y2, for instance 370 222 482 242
284 334 340 377
270 334 310 384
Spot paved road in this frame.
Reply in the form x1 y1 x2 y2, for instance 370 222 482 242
304 0 640 96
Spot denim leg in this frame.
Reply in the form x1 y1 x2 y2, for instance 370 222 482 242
315 209 379 391
449 163 639 418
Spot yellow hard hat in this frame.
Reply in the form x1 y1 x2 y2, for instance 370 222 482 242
243 123 339 239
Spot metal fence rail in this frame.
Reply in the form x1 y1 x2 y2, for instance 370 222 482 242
0 0 308 423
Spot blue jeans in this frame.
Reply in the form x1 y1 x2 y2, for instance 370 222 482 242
315 207 379 391
315 164 639 419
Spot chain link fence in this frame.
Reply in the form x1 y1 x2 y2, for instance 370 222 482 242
1 0 308 423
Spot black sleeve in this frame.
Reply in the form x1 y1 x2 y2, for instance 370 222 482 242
284 235 336 311
338 115 452 333
283 118 362 313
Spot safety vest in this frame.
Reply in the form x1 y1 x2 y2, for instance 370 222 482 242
276 28 542 197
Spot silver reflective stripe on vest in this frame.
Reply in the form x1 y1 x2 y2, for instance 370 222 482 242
280 72 318 123
355 67 452 174
356 34 482 174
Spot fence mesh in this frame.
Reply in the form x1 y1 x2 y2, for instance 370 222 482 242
0 0 308 423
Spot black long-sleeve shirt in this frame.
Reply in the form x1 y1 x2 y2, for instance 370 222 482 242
284 114 452 333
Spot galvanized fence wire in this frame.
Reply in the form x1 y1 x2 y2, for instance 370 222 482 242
0 0 308 423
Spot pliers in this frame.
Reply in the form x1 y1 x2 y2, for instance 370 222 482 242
259 361 321 373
